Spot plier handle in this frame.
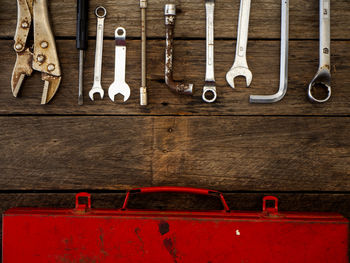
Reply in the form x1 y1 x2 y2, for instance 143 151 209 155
12 0 61 104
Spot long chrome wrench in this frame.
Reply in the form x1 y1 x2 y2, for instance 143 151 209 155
89 6 107 101
308 0 331 103
226 0 252 89
202 0 217 103
140 0 148 105
108 27 131 102
250 0 289 103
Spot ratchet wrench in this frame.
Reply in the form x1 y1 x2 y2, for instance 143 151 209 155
202 0 217 103
250 0 289 103
89 6 107 101
308 0 331 103
226 0 252 90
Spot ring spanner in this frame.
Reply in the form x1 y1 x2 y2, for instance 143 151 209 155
108 27 131 102
308 0 331 103
202 0 217 103
226 0 252 90
250 0 289 103
89 6 107 101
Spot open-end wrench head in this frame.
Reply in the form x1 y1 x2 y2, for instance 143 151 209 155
89 87 104 101
226 67 252 89
108 82 130 102
308 69 331 103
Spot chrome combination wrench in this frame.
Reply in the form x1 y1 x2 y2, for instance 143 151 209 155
226 0 252 90
308 0 331 103
89 6 107 101
108 27 131 102
202 0 217 103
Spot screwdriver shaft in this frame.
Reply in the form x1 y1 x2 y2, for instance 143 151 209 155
78 50 84 105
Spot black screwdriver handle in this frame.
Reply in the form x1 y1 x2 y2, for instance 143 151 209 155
76 0 89 50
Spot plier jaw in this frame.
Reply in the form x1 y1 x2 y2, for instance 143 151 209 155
12 0 61 104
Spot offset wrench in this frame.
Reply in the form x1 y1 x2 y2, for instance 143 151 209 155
226 0 252 89
108 27 131 102
164 4 193 95
308 0 331 103
250 0 289 103
202 0 217 103
89 6 107 101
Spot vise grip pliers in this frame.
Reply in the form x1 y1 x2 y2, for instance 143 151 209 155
12 0 61 104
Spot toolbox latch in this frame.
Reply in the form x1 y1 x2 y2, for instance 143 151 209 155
262 196 279 215
75 192 91 212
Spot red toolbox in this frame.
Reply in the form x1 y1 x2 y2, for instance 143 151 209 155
2 187 349 262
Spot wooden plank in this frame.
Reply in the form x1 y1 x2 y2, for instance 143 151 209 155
1 39 350 115
1 0 349 39
0 117 154 190
1 116 349 191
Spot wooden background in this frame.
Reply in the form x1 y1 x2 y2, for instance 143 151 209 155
0 0 349 253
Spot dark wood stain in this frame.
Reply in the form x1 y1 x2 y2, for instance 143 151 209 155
0 0 349 255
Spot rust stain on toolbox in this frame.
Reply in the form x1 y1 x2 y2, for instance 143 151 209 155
2 187 349 262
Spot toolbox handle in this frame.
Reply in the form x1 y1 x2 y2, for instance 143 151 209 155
121 186 230 212
75 192 91 210
262 196 279 214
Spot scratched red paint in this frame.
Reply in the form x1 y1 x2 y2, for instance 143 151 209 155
2 187 349 262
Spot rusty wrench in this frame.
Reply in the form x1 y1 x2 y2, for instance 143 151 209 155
250 0 289 103
164 4 193 95
226 0 252 90
308 0 331 103
89 6 107 101
202 0 217 103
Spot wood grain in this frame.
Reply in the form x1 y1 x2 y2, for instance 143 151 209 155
0 0 349 39
1 40 350 115
1 116 349 191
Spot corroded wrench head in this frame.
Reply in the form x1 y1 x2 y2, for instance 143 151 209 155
226 66 252 89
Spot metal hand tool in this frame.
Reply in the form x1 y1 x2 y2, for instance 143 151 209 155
108 27 131 102
89 6 107 101
250 0 289 103
11 0 61 104
202 0 217 103
164 4 193 95
76 0 89 105
226 0 252 90
140 0 148 106
308 0 331 103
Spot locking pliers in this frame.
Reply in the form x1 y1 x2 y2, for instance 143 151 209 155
12 0 61 104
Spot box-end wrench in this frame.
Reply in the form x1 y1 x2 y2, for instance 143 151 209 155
89 6 107 101
202 0 217 103
308 0 331 103
108 27 131 102
250 0 289 103
226 0 252 90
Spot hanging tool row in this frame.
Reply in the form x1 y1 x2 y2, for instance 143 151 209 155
11 0 331 105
